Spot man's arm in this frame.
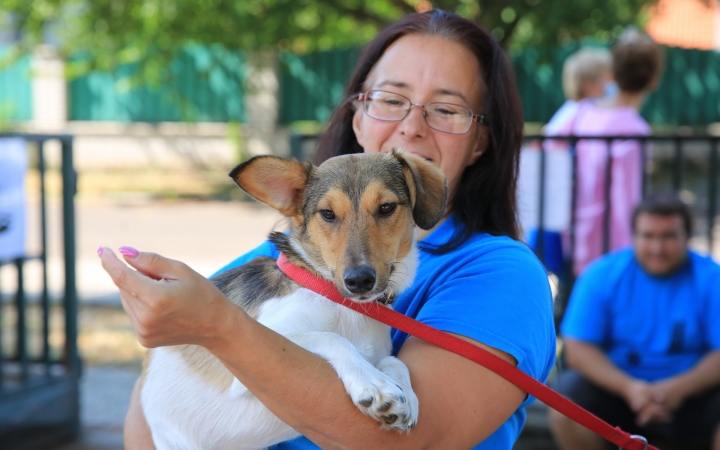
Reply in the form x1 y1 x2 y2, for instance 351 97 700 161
563 338 660 415
651 350 720 411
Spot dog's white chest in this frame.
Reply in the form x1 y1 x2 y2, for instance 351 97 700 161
142 288 393 450
256 288 393 364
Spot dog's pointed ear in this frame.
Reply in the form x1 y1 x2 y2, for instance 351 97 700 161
229 156 313 217
391 150 448 230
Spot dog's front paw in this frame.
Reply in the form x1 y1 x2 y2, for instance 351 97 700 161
345 370 417 432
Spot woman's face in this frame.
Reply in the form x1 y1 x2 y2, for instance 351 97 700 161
352 33 488 205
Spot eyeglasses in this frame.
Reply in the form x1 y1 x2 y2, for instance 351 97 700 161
356 90 487 135
634 231 686 243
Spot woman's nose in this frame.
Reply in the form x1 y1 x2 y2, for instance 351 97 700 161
398 106 428 138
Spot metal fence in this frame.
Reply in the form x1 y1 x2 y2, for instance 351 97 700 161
3 43 720 126
0 134 80 449
524 135 718 259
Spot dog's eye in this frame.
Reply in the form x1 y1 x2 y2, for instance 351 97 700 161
378 203 397 216
319 209 336 221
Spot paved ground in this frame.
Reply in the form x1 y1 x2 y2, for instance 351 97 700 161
56 367 139 450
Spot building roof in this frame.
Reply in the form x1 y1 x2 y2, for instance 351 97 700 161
645 0 719 50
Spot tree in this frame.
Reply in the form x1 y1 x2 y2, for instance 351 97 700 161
1 0 662 82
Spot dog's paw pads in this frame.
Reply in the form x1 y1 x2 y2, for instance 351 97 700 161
347 376 416 432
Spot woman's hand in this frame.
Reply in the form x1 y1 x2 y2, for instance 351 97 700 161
98 246 238 349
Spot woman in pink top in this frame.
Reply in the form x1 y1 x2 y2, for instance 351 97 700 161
554 28 663 275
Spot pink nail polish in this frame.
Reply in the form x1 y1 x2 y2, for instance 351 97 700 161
119 246 139 258
97 246 104 257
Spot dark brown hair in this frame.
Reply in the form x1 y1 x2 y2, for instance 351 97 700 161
315 9 524 253
612 27 664 93
632 191 693 237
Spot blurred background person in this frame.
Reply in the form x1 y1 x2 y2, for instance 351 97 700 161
551 27 664 276
522 47 614 279
545 47 614 135
550 192 720 450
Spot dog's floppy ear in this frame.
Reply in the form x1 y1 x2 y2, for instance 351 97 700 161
229 156 313 217
391 150 448 230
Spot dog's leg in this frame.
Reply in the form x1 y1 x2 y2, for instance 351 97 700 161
377 356 418 431
285 331 417 432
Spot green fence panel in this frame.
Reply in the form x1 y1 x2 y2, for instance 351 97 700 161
0 46 32 122
69 45 246 122
642 47 720 125
279 48 360 124
278 44 720 127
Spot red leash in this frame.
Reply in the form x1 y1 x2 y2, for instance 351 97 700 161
276 253 654 450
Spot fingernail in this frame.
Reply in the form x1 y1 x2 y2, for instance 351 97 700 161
97 246 104 257
119 246 139 258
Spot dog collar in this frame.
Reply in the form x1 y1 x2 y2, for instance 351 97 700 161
276 253 395 306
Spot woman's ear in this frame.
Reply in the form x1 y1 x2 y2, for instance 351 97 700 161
468 127 488 166
352 108 366 148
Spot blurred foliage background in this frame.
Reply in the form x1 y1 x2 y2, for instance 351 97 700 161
2 0 661 81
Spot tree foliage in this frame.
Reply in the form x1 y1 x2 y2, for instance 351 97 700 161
1 0 661 79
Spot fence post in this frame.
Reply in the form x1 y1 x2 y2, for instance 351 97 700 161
61 137 80 376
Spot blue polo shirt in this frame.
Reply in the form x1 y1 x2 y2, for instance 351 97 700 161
561 247 720 381
217 216 556 449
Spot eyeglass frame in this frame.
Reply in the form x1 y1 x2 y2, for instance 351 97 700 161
354 90 489 135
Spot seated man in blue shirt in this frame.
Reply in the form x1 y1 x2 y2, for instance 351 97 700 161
550 192 720 450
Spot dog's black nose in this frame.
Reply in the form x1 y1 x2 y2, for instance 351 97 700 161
343 266 376 294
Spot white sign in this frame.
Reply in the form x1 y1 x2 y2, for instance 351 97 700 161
0 138 28 261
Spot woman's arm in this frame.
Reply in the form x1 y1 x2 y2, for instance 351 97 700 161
125 378 154 449
211 310 525 449
102 248 527 449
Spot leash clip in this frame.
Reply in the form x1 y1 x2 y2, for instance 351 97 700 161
620 434 648 450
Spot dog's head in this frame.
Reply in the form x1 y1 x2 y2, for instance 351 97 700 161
230 150 447 302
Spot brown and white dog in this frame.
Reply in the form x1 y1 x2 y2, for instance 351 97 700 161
140 150 447 450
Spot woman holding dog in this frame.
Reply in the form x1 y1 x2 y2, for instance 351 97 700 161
100 9 555 449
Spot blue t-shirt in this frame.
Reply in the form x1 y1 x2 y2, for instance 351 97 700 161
216 216 556 449
561 247 720 381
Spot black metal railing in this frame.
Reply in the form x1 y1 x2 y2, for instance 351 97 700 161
524 135 718 260
0 133 80 449
522 134 719 320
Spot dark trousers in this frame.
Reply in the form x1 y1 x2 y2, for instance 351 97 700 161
552 369 720 449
